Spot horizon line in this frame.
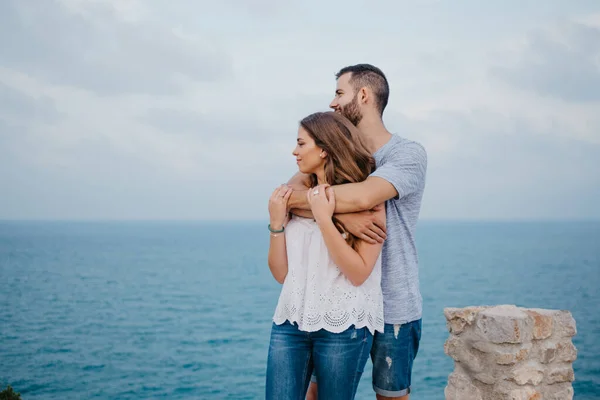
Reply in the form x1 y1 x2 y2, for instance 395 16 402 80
1 217 599 223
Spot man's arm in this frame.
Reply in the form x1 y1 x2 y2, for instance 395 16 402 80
330 177 397 214
284 139 426 241
286 173 396 214
286 172 386 243
333 141 427 213
287 172 312 215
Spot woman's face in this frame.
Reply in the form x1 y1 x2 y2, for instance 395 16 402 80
292 127 325 175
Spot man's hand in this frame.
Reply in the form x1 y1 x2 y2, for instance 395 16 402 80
336 204 387 244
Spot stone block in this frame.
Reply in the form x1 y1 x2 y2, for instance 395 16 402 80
556 340 577 363
553 310 577 338
444 336 484 372
546 365 575 384
475 305 533 344
510 361 544 386
525 309 554 339
444 336 460 358
542 383 574 400
508 387 542 400
473 371 497 385
444 306 577 400
538 339 577 364
496 347 531 365
538 342 557 364
445 306 485 335
445 371 483 400
526 309 576 338
470 342 530 366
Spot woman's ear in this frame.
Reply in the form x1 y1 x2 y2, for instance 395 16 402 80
320 150 328 158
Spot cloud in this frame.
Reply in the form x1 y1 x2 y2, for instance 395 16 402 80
0 2 599 220
0 0 232 95
0 82 62 124
393 108 600 220
142 108 286 141
491 21 600 102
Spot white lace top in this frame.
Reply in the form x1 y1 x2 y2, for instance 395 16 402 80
273 215 385 335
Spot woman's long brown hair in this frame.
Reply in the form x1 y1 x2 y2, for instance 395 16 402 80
299 111 376 249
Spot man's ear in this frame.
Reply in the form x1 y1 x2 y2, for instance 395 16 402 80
359 87 369 104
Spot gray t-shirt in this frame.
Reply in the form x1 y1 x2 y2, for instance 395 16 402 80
370 134 427 325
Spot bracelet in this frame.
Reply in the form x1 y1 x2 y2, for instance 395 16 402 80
268 224 285 233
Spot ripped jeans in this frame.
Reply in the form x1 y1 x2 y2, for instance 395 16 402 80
265 321 373 400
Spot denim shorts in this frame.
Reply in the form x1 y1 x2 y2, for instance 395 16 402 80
311 319 422 397
266 321 373 400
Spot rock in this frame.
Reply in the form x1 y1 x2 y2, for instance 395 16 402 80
555 340 578 363
525 309 554 340
508 387 542 400
554 311 577 338
445 306 485 335
546 365 575 384
511 361 544 386
538 339 577 364
444 336 484 372
444 371 483 400
538 342 557 364
542 383 574 400
474 305 533 344
444 305 577 400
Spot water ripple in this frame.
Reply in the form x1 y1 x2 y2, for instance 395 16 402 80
1 221 598 399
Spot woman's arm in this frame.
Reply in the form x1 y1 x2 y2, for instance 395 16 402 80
317 212 384 286
268 229 288 284
267 185 293 283
309 185 385 286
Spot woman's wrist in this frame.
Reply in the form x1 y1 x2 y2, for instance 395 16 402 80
314 214 333 227
269 220 285 231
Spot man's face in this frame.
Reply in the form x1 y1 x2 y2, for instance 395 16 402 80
329 73 363 126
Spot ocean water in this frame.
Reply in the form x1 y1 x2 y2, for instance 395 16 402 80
1 220 599 399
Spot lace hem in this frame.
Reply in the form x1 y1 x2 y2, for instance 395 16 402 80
273 309 385 335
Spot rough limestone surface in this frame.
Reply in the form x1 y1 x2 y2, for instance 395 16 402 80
444 305 577 400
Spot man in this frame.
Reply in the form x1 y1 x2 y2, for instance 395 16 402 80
286 64 427 400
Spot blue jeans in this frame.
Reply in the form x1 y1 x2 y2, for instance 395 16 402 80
265 321 373 400
370 320 422 397
310 319 422 397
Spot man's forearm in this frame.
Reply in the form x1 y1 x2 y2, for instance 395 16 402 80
332 176 399 214
288 188 310 210
289 183 369 214
331 183 369 213
290 208 314 219
291 208 359 221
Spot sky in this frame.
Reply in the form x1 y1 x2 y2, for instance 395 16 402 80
1 0 599 221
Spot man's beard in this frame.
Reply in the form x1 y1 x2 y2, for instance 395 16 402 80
340 94 363 126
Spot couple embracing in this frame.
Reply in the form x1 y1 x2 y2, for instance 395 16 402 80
266 64 427 400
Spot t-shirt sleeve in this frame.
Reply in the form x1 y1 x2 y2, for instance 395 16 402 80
370 141 427 200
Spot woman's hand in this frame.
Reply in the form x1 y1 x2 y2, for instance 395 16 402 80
268 184 293 229
307 184 335 224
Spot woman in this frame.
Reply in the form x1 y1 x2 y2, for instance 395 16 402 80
265 111 385 400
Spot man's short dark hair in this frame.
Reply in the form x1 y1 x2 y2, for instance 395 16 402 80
335 64 389 115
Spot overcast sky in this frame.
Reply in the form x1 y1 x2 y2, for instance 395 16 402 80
1 0 599 221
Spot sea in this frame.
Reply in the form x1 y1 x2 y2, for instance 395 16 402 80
1 220 599 399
